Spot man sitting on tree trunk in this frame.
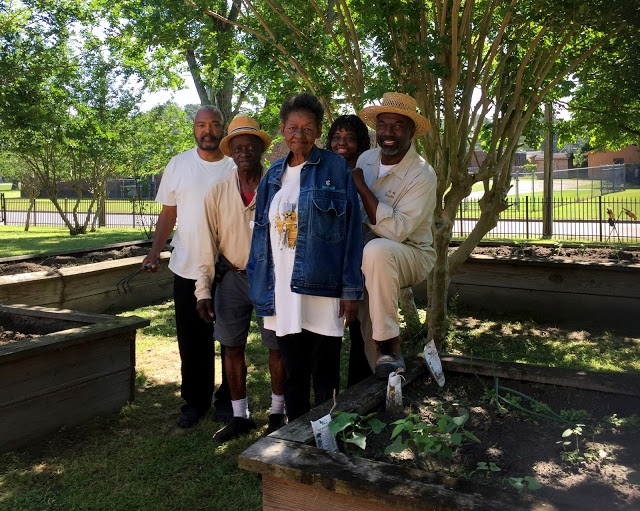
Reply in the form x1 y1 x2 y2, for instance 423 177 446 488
351 92 437 379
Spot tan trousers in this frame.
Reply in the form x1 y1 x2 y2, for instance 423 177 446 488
357 238 435 370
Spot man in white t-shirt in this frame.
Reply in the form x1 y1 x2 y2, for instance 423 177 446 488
352 92 437 379
142 106 235 428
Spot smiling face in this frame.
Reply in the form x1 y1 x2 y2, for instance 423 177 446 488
330 128 359 168
193 108 224 153
375 112 415 165
228 133 263 174
280 109 321 165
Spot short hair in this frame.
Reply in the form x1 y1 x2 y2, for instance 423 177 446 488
279 93 324 127
196 105 223 124
325 114 371 156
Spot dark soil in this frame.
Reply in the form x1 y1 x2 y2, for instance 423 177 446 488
0 245 158 276
466 244 640 264
359 373 640 510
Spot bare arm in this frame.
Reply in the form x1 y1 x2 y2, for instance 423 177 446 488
142 205 177 271
352 167 378 225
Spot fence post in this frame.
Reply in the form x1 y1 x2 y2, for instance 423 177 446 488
1 193 5 225
599 195 603 242
32 198 36 226
132 202 136 228
459 202 463 237
525 196 529 239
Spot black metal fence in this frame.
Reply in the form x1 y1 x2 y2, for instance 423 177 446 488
2 193 638 243
1 196 162 229
457 196 639 242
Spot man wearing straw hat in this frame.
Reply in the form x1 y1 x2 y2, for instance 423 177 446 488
353 92 437 378
195 116 287 441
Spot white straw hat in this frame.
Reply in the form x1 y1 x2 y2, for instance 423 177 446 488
359 92 431 138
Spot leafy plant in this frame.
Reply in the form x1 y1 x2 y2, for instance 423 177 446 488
560 409 592 423
507 476 542 491
385 410 480 473
604 413 640 432
329 412 386 454
460 461 502 480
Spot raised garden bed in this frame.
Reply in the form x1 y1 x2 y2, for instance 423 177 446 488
0 252 173 313
239 355 640 510
0 303 149 451
413 249 640 332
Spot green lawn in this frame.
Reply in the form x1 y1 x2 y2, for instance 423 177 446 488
1 299 637 510
0 226 150 258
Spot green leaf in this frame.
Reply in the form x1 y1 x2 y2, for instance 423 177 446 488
476 462 488 470
328 413 358 435
344 431 367 450
463 430 481 443
367 417 387 434
562 428 574 438
390 423 405 439
489 462 502 472
384 435 405 455
524 476 542 490
449 432 463 446
508 477 525 490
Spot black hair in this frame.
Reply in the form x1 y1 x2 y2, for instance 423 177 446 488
279 93 324 127
325 114 371 156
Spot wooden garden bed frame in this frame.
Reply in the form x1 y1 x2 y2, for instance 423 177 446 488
0 303 149 451
239 355 640 511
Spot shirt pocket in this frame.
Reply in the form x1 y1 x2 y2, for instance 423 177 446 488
251 219 270 261
310 197 346 244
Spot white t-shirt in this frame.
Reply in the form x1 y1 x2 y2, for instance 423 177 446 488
263 162 344 337
155 148 234 279
378 162 396 179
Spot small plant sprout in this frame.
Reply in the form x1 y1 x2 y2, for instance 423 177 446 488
460 461 502 480
385 409 480 473
507 476 542 491
328 412 386 453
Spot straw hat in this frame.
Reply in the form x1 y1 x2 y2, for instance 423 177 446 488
220 115 272 157
359 92 431 138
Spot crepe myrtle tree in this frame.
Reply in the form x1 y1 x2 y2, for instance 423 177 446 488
183 0 632 350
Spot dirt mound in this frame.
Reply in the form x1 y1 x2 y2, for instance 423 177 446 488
466 245 639 264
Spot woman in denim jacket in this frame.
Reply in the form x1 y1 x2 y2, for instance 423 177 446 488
247 94 363 422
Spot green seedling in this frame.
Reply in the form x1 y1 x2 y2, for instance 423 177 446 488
329 412 386 454
385 409 480 473
559 409 592 423
605 413 640 432
507 476 542 491
460 461 502 480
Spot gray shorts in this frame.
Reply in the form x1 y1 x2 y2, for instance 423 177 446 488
213 269 278 350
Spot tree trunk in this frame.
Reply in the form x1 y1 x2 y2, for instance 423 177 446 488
426 222 452 352
399 287 419 323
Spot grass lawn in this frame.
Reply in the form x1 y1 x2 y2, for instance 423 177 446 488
1 299 638 510
0 226 151 258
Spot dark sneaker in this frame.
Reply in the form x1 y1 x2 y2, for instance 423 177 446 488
374 354 402 379
177 408 202 429
266 414 287 434
213 416 257 442
213 402 233 424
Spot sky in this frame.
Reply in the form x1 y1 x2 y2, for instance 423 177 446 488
140 75 201 111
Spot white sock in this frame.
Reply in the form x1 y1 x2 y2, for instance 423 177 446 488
231 398 250 419
270 393 285 415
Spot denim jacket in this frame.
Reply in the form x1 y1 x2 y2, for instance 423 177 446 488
247 145 364 317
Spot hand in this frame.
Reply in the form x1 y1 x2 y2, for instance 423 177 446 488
196 299 215 323
339 299 358 328
351 167 366 188
142 251 160 273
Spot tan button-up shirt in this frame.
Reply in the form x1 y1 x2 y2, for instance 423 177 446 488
356 146 437 254
194 168 258 301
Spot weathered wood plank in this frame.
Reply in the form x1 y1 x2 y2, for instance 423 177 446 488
241 438 563 511
440 354 640 396
0 252 172 313
0 369 132 451
0 333 134 403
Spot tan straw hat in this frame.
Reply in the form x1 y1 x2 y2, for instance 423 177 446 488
359 92 431 138
220 115 272 157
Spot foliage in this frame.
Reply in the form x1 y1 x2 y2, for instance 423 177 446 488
385 409 480 473
328 412 386 453
507 476 542 491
